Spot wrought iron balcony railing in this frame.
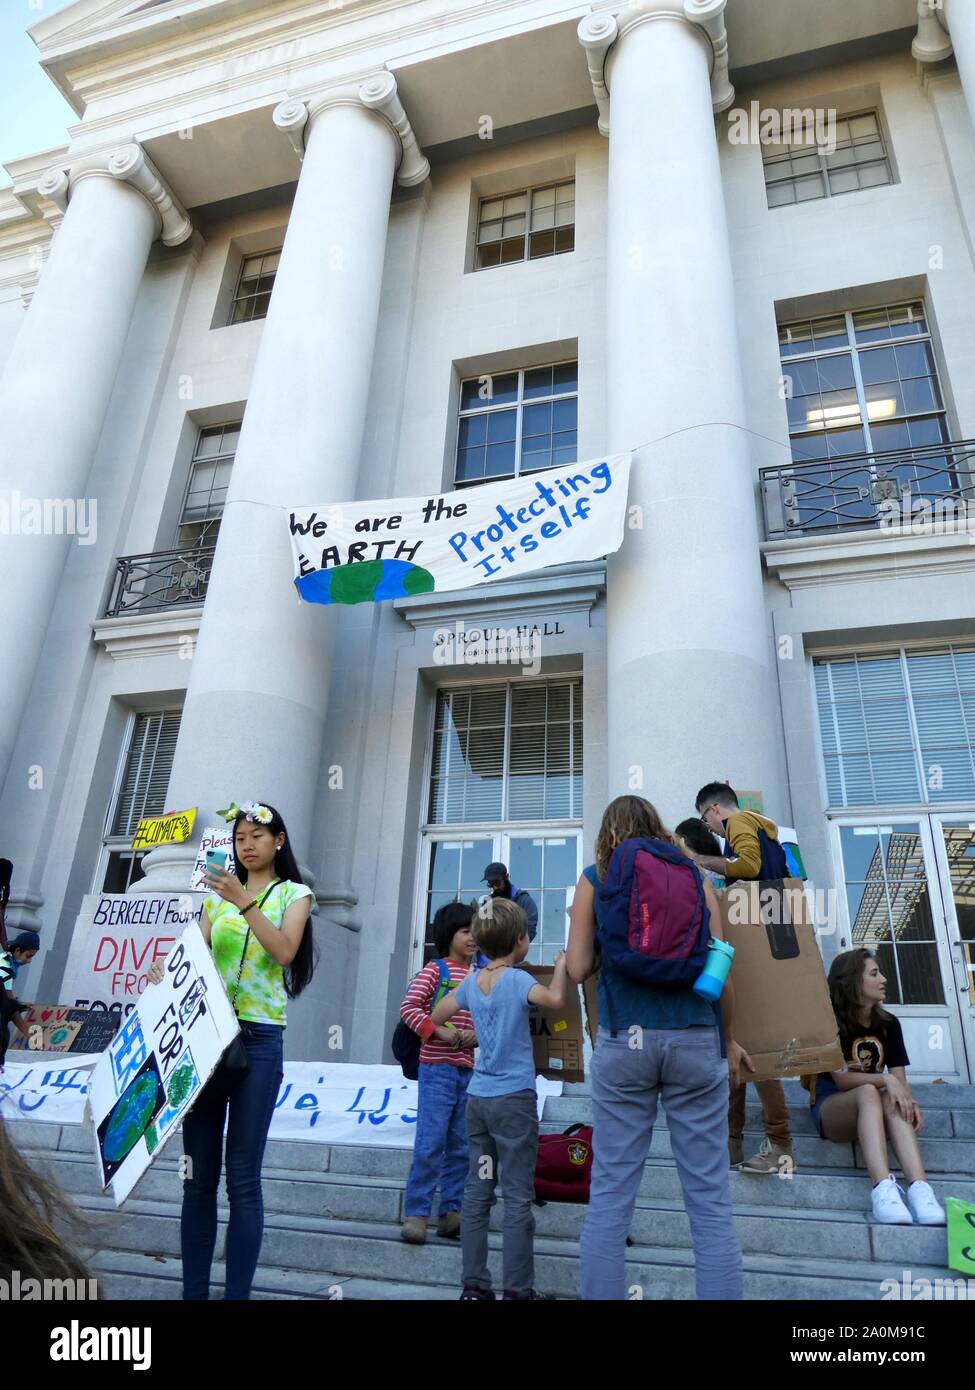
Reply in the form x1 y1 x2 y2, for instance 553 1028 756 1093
105 545 216 618
761 438 975 541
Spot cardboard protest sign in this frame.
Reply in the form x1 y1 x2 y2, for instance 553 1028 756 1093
288 453 631 605
190 825 234 891
947 1197 975 1277
720 880 843 1081
132 807 196 851
520 965 585 1083
88 921 238 1205
60 893 202 1017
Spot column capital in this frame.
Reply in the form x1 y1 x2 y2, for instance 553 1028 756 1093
578 0 734 132
273 71 430 187
913 0 952 64
37 144 192 247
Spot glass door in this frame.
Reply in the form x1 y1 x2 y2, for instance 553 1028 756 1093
833 818 972 1081
930 818 975 1081
503 833 582 965
413 830 583 972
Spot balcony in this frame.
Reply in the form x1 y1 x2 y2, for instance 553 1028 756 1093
761 439 975 541
104 545 216 618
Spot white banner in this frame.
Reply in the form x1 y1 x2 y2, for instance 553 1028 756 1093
87 922 238 1205
288 453 631 605
59 893 203 1019
3 1060 562 1147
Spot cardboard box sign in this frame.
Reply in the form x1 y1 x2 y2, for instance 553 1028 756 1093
720 879 843 1082
519 965 585 1083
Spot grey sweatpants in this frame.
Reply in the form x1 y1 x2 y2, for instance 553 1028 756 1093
580 1025 743 1301
461 1089 538 1296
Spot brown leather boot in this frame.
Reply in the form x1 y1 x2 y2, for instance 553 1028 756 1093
437 1211 461 1239
400 1217 428 1244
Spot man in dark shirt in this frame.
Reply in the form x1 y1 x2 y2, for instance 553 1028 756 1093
482 862 539 943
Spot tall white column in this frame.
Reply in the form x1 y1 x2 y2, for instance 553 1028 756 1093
579 0 784 825
0 147 190 796
918 0 975 130
136 76 428 890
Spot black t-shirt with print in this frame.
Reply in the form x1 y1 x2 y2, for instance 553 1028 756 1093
817 1012 909 1098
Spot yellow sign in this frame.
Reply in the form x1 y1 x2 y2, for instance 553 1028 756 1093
132 807 197 851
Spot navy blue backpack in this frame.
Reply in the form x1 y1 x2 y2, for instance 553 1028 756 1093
596 837 712 988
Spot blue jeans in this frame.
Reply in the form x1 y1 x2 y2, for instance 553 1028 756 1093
180 1021 284 1300
580 1025 743 1301
404 1062 472 1219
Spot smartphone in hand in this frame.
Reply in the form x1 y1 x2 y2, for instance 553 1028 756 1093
205 849 228 874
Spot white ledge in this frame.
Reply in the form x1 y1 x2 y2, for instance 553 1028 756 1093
92 606 202 660
763 524 975 589
394 562 606 628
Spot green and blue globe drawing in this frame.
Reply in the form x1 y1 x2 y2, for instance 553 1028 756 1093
101 1068 162 1165
296 558 435 605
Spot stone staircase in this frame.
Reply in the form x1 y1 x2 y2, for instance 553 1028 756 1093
9 1079 975 1300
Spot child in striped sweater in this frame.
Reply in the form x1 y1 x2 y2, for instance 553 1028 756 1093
399 902 477 1245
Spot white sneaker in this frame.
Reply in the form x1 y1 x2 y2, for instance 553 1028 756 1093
906 1180 946 1226
871 1175 914 1225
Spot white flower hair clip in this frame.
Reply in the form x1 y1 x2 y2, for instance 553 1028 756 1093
218 800 272 825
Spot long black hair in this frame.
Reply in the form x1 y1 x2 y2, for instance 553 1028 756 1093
229 803 315 999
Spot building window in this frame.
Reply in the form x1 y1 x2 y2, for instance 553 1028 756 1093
422 678 583 965
229 250 280 324
100 709 182 892
429 679 583 824
763 110 892 208
455 362 578 487
779 302 947 465
814 646 975 807
474 181 575 269
175 423 240 550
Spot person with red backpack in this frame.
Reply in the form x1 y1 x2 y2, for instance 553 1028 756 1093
566 795 751 1300
398 902 477 1245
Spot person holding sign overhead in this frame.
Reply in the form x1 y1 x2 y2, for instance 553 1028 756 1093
147 800 315 1300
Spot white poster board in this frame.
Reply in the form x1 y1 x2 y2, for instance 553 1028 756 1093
190 825 234 891
60 893 203 1018
87 921 238 1205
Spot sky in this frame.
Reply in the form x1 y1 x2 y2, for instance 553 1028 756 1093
0 0 83 184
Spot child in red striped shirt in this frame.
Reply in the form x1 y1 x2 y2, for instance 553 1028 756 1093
400 902 477 1245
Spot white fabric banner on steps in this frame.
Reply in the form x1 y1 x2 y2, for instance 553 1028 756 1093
1 1058 563 1147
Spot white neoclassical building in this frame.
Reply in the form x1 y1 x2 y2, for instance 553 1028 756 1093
2 0 975 1076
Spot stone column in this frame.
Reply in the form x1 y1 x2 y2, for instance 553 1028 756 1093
916 2 975 135
0 146 190 796
135 75 429 890
579 0 784 825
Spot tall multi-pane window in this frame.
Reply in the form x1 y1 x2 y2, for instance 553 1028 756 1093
455 363 578 486
429 681 583 823
229 250 280 323
474 181 575 269
779 303 946 464
763 110 892 208
175 423 240 550
422 679 583 965
101 709 182 892
814 646 975 806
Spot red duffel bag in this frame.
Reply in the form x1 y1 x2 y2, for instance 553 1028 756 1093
534 1123 594 1203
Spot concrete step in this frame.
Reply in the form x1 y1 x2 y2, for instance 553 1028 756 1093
88 1250 456 1301
71 1196 955 1301
26 1145 960 1267
544 1094 964 1136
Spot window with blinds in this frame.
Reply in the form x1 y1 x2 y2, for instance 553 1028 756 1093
110 710 182 838
815 647 975 806
428 680 583 824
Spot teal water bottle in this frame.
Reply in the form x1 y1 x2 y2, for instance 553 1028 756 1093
693 938 735 1001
